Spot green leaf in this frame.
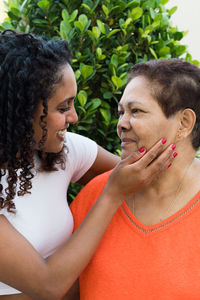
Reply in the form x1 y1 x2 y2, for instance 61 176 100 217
125 17 132 27
149 47 158 59
10 7 21 17
74 21 84 32
96 47 106 60
0 21 14 30
92 26 101 39
97 19 105 34
174 45 187 56
86 98 101 110
107 29 120 38
75 70 81 80
102 5 109 17
37 0 50 10
79 14 88 27
125 0 140 9
149 7 155 19
159 46 170 56
160 0 169 4
62 9 69 21
77 90 87 107
131 7 143 21
80 64 94 80
100 108 111 122
112 76 123 89
103 91 113 99
96 47 102 56
70 10 78 23
111 54 118 68
81 3 92 12
60 21 72 40
168 6 177 16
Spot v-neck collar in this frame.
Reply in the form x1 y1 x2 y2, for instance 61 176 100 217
120 190 200 236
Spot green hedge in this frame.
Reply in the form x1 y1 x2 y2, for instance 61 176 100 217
1 0 199 201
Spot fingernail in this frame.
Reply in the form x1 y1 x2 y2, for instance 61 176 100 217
173 152 178 158
161 138 167 144
139 147 146 153
171 144 176 150
168 163 172 168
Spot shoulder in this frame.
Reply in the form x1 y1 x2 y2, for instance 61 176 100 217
65 132 97 149
80 170 111 195
64 132 98 183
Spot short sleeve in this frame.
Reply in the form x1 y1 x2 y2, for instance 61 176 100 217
65 132 98 183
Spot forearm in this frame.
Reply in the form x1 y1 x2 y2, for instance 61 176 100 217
46 189 120 298
0 189 120 300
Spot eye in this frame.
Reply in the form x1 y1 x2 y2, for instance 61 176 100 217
117 110 124 117
131 108 142 114
58 107 70 113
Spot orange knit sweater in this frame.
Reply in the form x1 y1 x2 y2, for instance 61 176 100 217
71 171 200 300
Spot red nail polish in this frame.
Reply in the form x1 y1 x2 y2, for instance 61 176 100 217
139 147 146 153
168 163 172 168
171 144 176 150
173 152 178 158
162 138 167 144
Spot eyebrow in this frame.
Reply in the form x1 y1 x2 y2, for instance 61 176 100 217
118 101 142 108
60 96 75 104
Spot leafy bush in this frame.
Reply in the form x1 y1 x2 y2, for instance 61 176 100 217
1 0 198 201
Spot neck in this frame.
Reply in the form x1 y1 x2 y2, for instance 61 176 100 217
127 143 200 224
146 143 197 197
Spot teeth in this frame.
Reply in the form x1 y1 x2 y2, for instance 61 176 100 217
57 129 66 137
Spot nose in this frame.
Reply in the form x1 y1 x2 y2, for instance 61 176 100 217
66 106 78 124
117 113 131 132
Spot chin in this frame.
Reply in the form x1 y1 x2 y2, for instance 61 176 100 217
44 144 64 153
121 151 130 160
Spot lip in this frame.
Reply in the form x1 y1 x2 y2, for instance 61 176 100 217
121 138 135 147
56 128 67 141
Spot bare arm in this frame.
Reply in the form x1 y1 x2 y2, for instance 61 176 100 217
78 145 120 185
0 140 176 300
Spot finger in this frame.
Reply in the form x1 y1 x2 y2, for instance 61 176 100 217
136 138 170 168
119 147 147 166
145 144 177 181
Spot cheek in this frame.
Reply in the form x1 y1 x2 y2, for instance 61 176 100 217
134 119 163 148
46 114 66 130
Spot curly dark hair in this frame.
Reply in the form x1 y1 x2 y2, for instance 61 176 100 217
0 30 71 212
128 59 200 150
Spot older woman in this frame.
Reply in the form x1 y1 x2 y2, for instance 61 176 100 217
71 59 200 299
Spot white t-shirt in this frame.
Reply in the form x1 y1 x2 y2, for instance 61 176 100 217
0 132 97 295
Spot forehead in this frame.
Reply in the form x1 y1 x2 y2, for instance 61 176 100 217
119 76 156 107
48 64 77 103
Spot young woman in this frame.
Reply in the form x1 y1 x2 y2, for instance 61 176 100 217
0 31 175 300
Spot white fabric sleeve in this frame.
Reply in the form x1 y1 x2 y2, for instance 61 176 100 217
65 132 98 183
0 282 21 295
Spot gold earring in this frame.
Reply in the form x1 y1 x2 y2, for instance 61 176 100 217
177 131 182 138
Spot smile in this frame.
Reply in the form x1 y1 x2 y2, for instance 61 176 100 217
57 129 67 139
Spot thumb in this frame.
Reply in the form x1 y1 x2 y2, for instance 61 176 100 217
120 147 146 166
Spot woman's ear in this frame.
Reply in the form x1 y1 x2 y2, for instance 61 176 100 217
176 109 196 141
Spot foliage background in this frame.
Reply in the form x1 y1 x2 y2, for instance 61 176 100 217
1 0 199 201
